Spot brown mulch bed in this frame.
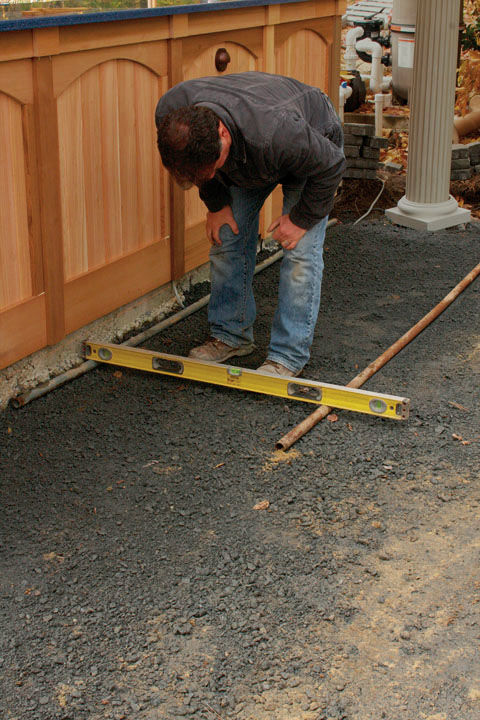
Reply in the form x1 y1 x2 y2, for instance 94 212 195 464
335 173 480 222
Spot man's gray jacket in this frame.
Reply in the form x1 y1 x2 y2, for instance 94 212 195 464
155 72 345 230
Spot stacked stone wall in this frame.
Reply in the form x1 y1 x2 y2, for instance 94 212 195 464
451 142 480 180
343 124 480 181
343 123 388 179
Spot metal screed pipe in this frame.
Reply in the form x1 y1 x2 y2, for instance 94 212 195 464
12 230 318 408
276 260 480 451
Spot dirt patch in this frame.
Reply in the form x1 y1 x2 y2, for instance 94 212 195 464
334 173 406 221
451 173 480 217
335 172 480 223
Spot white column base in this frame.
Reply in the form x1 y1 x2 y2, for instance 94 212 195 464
385 195 471 231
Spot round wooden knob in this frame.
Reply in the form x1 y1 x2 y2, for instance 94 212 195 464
215 48 231 72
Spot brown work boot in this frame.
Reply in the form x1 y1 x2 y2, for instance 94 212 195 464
189 337 255 362
257 360 301 377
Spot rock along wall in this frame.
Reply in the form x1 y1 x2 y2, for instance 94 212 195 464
343 122 389 179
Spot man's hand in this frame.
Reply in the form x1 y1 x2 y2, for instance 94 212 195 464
267 214 306 251
206 206 239 246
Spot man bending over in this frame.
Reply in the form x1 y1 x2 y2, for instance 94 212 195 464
155 71 345 377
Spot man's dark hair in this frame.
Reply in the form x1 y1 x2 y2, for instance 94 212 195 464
156 106 221 184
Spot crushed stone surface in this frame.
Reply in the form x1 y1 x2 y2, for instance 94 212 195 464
1 214 480 720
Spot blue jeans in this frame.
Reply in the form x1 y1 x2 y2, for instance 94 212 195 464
208 184 327 373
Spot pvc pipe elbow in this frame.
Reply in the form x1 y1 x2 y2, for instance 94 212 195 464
339 83 353 104
355 39 383 94
346 26 364 47
355 37 382 59
345 26 364 70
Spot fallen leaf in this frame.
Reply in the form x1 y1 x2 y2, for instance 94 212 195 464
383 105 410 117
113 370 122 379
327 414 339 423
449 401 469 411
253 500 270 511
452 433 463 441
214 462 225 469
445 611 459 626
143 459 161 468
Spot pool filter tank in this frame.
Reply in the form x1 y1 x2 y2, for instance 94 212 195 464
390 0 416 102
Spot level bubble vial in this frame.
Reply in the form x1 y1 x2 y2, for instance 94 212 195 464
98 347 113 361
369 398 387 414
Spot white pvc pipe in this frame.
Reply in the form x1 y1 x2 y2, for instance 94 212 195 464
356 37 384 94
339 83 353 122
345 26 364 71
374 93 384 136
374 92 393 136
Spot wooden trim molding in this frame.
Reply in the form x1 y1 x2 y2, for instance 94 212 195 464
0 295 47 370
33 55 66 344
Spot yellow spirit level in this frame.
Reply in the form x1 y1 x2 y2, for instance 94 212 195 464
84 342 410 420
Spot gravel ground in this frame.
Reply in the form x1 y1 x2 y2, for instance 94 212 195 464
1 209 480 720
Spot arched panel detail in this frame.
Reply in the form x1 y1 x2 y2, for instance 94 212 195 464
53 43 168 98
57 59 169 281
275 29 329 92
0 92 32 308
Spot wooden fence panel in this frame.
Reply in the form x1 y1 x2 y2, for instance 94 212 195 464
275 28 329 91
58 58 168 281
0 1 343 371
0 64 47 370
55 55 170 334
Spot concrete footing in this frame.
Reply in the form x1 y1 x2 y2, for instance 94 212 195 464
1 263 210 411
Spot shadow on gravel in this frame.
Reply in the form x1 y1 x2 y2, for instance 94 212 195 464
1 217 480 720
